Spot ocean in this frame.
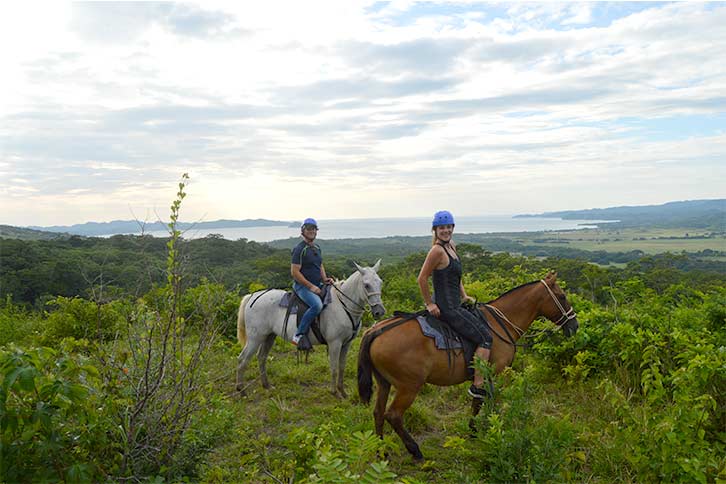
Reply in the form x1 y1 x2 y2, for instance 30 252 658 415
136 215 611 242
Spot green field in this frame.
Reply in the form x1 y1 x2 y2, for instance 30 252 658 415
510 227 726 254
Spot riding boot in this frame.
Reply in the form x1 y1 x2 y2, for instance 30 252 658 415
467 384 490 400
297 334 312 351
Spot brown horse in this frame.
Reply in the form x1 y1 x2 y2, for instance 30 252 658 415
357 272 579 460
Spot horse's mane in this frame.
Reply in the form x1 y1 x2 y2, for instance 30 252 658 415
485 280 539 304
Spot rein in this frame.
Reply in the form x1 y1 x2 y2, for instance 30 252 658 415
479 279 577 347
481 305 528 348
332 282 381 344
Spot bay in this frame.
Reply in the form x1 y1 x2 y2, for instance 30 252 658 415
135 215 613 242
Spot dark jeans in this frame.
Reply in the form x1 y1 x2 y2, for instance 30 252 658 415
293 282 323 337
439 307 492 349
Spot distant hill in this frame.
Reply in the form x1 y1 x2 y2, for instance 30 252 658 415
0 225 71 241
516 199 725 230
26 218 294 237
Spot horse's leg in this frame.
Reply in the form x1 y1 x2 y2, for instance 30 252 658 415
257 333 277 390
469 353 508 431
385 384 425 461
236 337 262 395
327 339 343 398
373 374 391 438
336 340 352 398
469 391 487 434
470 376 494 418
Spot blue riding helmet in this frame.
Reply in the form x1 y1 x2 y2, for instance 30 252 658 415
301 217 318 229
432 210 455 228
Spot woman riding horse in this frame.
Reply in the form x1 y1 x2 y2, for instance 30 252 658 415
418 210 493 398
358 271 579 460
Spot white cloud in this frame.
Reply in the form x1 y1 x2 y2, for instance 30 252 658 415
0 1 724 226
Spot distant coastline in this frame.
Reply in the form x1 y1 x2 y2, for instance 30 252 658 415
27 218 294 237
11 198 723 240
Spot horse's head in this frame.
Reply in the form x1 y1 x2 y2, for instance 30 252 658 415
353 259 386 319
540 271 579 337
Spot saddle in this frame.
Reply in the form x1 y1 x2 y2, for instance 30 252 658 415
394 309 479 378
279 286 332 350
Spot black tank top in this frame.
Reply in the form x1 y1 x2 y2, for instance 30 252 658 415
432 242 462 311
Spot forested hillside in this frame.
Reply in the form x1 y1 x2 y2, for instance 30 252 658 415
1 196 724 482
2 233 725 308
0 225 69 241
519 198 725 230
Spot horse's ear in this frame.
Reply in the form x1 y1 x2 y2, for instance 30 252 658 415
372 259 381 272
546 271 557 284
354 262 364 273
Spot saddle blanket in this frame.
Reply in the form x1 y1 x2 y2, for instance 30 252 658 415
278 287 333 313
416 316 463 350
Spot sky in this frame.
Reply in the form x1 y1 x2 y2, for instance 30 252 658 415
1 1 725 226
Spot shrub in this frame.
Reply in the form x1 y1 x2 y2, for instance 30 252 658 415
41 296 127 344
181 279 240 339
0 295 44 346
286 423 398 483
0 343 113 483
478 369 581 482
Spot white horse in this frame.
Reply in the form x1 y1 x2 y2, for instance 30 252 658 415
236 260 385 398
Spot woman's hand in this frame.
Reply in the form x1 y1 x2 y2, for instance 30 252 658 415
426 302 440 318
463 295 475 304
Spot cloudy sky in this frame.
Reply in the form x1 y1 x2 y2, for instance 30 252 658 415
1 1 725 226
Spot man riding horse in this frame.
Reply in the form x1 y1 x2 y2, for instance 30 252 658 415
290 217 334 350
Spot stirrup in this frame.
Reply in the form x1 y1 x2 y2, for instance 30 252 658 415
468 384 488 400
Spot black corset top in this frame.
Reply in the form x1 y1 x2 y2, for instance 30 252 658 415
432 243 462 311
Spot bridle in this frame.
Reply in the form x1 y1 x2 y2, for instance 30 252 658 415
538 279 577 327
331 276 383 334
481 280 577 345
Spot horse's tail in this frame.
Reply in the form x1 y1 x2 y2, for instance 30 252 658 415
358 316 418 404
237 294 251 347
357 328 378 405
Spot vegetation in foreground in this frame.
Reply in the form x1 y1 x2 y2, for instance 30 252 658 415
2 249 724 482
1 186 724 482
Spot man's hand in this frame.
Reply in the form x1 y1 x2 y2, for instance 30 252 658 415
311 285 322 295
324 276 334 285
463 295 476 304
